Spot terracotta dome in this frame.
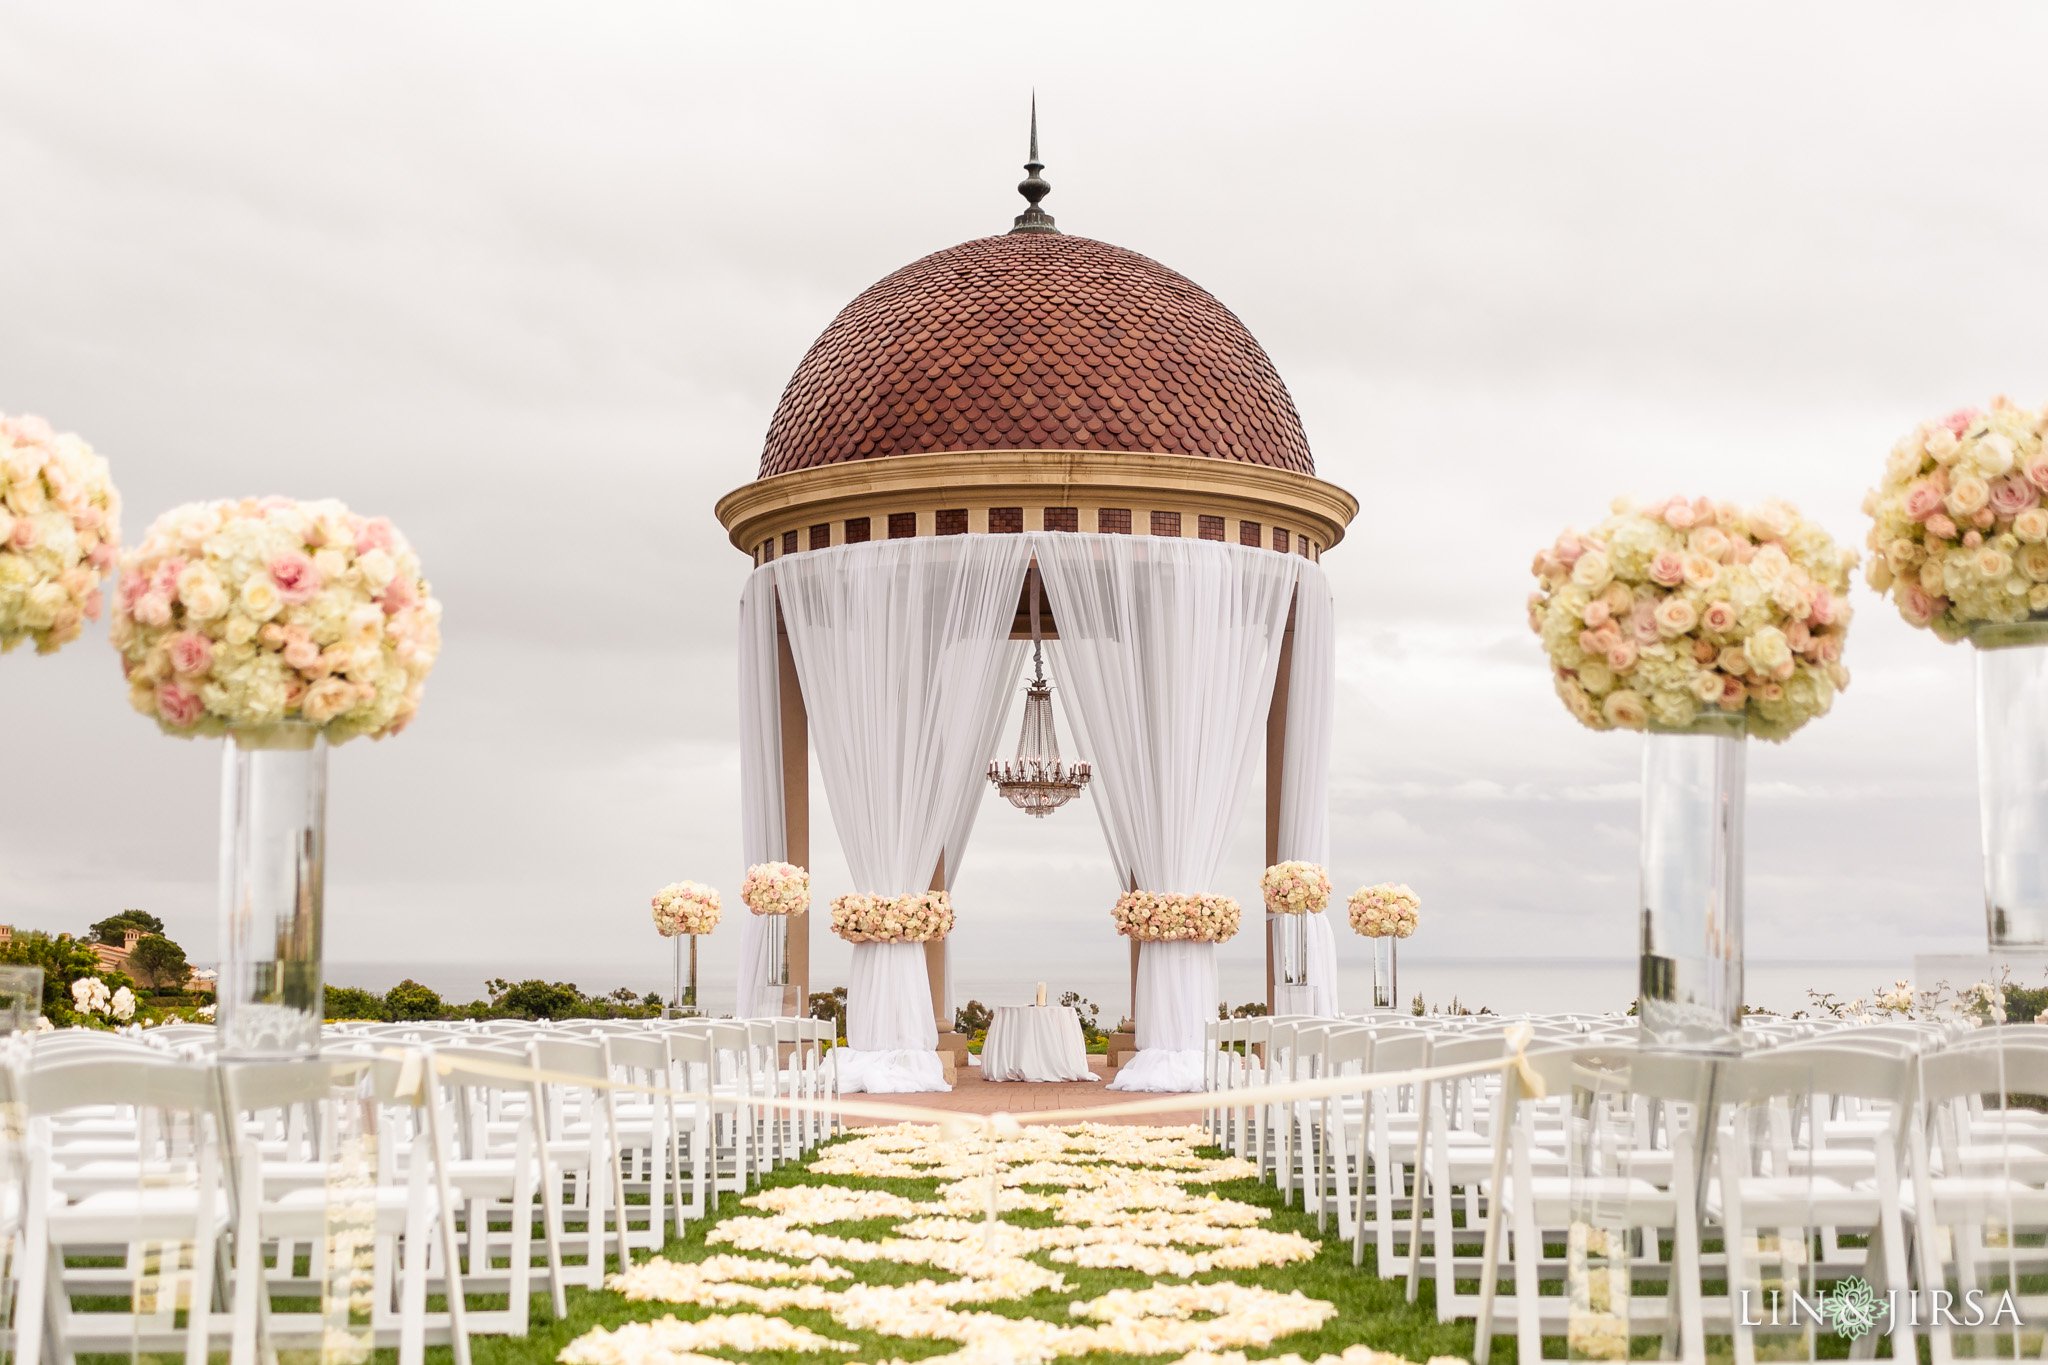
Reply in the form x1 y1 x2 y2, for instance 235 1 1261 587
758 232 1314 479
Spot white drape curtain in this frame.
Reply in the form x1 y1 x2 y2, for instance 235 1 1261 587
734 570 786 1020
771 537 1035 1092
1035 535 1302 1092
1273 563 1342 1017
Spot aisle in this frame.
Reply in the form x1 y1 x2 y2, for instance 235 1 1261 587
551 1122 1477 1365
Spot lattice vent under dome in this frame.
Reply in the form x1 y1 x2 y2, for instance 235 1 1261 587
988 642 1090 818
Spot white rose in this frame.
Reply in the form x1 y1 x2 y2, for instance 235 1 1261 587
241 576 283 621
1744 626 1792 676
1571 550 1614 591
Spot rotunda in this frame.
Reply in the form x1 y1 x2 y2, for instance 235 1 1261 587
720 118 1356 1094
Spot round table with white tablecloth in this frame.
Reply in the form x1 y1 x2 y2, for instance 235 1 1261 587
980 1004 1098 1083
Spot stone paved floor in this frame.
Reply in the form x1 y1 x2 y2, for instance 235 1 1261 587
844 1056 1207 1128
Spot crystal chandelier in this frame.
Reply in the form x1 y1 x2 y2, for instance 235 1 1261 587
988 638 1090 818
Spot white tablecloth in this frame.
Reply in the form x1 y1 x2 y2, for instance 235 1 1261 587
981 1005 1097 1083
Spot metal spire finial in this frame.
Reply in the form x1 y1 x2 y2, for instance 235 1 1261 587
1010 93 1058 234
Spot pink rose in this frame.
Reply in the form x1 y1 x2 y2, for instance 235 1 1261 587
1926 514 1958 541
155 682 204 728
134 594 173 628
8 518 38 551
1719 676 1748 710
1808 590 1836 626
354 517 396 555
1900 583 1937 627
1663 500 1697 530
1582 599 1612 629
166 632 212 676
150 558 186 598
267 551 321 604
1691 638 1718 665
1991 474 2037 519
1701 601 1738 633
1904 481 1944 522
379 575 414 615
1553 532 1586 567
1943 407 1982 436
1631 602 1660 644
1606 640 1639 673
283 638 320 671
2026 459 2048 493
1649 551 1686 587
1786 620 1813 652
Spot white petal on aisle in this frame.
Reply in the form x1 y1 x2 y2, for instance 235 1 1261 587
561 1123 1457 1365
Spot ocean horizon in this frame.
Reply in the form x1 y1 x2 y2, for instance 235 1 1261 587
318 955 1953 1020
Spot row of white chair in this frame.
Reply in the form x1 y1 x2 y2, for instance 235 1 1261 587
1210 1010 2048 1362
0 1013 838 1365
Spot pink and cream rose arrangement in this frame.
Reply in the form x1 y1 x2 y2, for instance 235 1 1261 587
829 891 953 944
1259 861 1331 916
1348 884 1419 939
1111 891 1242 944
1529 496 1854 741
1863 397 2048 639
652 882 722 937
0 413 120 656
741 862 810 917
109 498 441 741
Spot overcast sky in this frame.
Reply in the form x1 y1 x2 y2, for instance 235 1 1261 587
2 1 2038 1017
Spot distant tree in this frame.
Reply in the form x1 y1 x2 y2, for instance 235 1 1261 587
384 979 445 1021
89 910 164 945
0 931 128 1026
489 979 585 1020
324 985 388 1021
1411 992 1426 1016
954 999 993 1035
127 935 190 991
1222 1000 1270 1020
809 985 848 1037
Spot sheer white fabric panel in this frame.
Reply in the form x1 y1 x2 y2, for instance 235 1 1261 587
1275 565 1342 1017
934 639 1030 1030
1033 534 1301 1090
735 569 786 1019
835 942 946 1093
772 537 1034 1092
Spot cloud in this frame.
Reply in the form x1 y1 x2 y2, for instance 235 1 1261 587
1 0 2033 1011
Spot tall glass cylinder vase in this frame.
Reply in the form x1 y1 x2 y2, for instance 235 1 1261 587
1277 914 1310 988
1370 938 1397 1010
1974 623 2048 948
217 723 327 1057
668 934 700 1016
1638 714 1745 1052
764 913 788 988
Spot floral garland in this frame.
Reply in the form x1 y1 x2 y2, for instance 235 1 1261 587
0 413 120 656
110 497 441 742
1864 397 2048 640
1348 883 1419 939
651 881 720 937
1529 495 1853 741
740 861 809 916
1111 890 1241 944
1260 861 1331 916
829 891 953 944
